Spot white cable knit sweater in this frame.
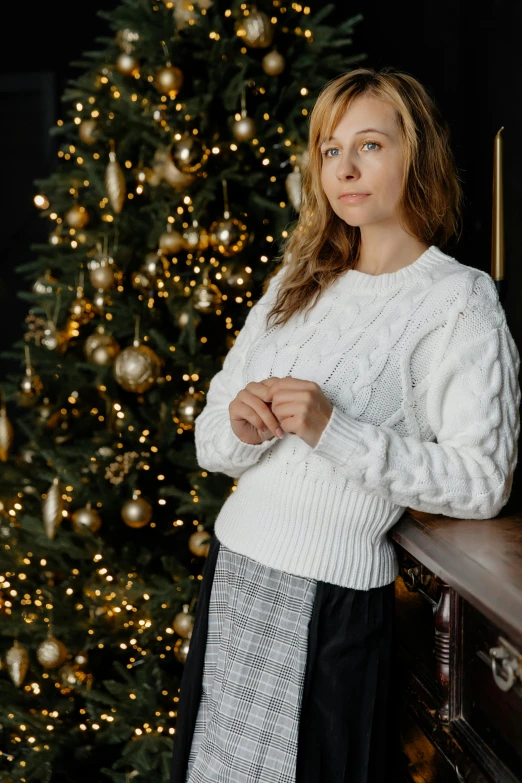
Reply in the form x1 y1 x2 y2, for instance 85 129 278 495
195 245 521 589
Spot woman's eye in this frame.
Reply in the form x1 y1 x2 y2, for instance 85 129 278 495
322 141 381 157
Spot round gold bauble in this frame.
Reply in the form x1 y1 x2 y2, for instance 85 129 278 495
209 216 248 256
113 344 162 393
173 605 195 638
43 476 64 540
182 222 209 252
41 319 68 352
115 52 140 76
159 228 185 255
154 64 184 98
6 640 29 687
132 252 169 290
174 636 191 663
188 529 212 557
262 49 286 75
18 367 43 406
171 135 209 174
65 204 89 229
74 650 89 667
49 226 63 245
84 325 120 366
79 119 99 145
72 503 102 534
69 291 94 325
121 495 153 528
0 407 14 462
176 390 202 425
88 257 116 290
59 663 93 691
115 28 140 53
36 634 68 669
32 270 58 295
232 115 256 142
192 281 222 313
235 10 274 48
35 397 61 429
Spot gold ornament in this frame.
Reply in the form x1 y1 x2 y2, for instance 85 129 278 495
115 28 140 53
131 252 169 291
285 165 302 212
41 318 68 352
32 269 58 296
69 285 94 326
121 492 153 528
188 528 212 557
175 388 202 425
173 0 213 28
159 226 185 255
65 204 89 229
74 650 89 666
105 143 126 214
88 256 117 290
174 636 191 663
6 640 29 687
79 119 98 145
232 113 257 142
49 225 63 245
35 397 61 429
115 52 140 76
42 476 64 540
113 343 162 393
192 278 223 313
84 324 120 367
71 502 102 534
18 346 43 406
182 219 209 252
59 663 93 691
171 135 209 174
36 631 68 669
154 64 184 98
235 9 274 48
0 402 14 462
173 604 195 638
209 214 248 256
157 146 195 189
262 49 286 75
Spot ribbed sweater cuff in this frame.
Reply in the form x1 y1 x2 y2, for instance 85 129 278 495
227 425 276 462
311 405 369 467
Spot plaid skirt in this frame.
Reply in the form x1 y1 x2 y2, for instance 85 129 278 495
170 532 398 783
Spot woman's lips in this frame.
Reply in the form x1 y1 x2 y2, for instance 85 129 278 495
339 194 371 203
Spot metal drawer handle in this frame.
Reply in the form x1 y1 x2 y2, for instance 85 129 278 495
488 636 521 692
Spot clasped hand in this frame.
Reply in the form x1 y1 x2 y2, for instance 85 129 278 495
261 375 333 449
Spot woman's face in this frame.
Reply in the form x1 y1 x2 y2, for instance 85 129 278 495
319 95 404 228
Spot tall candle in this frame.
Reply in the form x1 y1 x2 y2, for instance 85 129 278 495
491 126 504 290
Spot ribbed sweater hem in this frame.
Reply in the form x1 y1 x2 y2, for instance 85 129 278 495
213 463 404 590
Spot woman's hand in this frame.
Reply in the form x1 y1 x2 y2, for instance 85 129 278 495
229 377 285 445
262 376 333 448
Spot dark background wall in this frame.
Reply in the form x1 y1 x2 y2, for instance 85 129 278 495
1 0 521 511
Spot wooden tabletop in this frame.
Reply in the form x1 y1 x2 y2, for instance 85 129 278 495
390 510 522 646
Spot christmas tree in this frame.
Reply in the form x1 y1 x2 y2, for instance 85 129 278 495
0 1 365 780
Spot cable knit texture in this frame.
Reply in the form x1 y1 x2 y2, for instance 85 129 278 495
195 246 521 589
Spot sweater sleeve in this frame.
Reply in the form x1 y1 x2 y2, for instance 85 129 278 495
311 318 521 520
194 267 285 479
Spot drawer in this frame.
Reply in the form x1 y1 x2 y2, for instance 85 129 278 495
395 549 442 700
461 598 522 779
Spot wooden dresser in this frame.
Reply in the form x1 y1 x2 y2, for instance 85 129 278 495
390 510 522 783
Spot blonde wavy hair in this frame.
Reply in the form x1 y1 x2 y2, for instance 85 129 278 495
264 66 464 329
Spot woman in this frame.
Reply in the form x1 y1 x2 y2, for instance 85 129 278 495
170 67 521 782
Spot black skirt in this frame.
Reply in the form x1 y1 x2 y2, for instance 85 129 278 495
170 532 400 783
